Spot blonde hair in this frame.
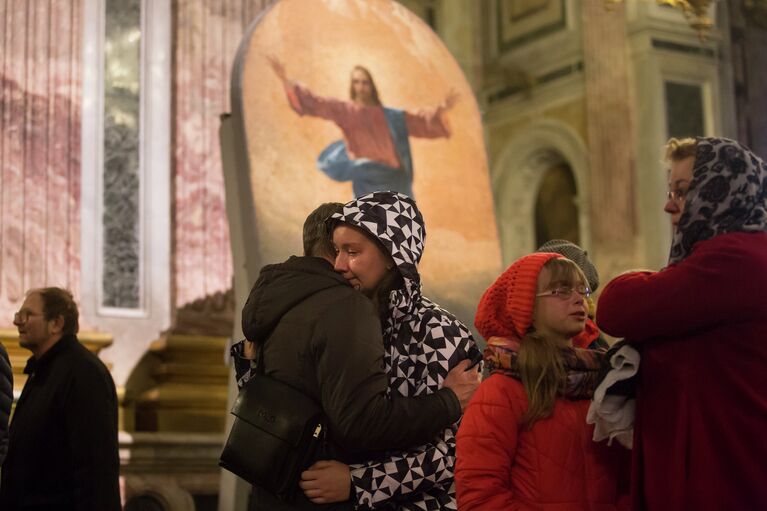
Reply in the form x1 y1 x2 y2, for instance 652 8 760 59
519 258 588 428
664 137 698 163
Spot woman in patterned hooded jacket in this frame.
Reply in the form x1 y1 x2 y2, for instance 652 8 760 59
299 191 481 510
597 137 767 510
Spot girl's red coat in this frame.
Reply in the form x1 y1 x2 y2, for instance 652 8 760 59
456 374 629 510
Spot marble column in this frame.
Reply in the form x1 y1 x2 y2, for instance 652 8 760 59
580 0 639 277
0 0 82 324
729 0 767 158
172 0 275 311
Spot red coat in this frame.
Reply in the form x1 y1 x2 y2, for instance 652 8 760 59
456 374 629 511
597 231 767 511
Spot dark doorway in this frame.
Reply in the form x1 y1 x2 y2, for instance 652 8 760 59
535 163 580 247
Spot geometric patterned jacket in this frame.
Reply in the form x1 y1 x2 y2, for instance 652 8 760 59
331 192 481 510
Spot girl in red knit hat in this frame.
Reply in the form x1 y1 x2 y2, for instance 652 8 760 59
455 253 629 510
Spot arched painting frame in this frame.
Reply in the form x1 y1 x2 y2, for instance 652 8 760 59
224 0 501 326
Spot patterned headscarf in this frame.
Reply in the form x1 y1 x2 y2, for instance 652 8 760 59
669 137 767 264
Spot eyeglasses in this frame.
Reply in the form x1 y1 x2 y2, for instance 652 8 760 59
13 310 42 323
666 188 688 202
536 285 591 300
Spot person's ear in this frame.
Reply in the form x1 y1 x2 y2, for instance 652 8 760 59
49 315 65 335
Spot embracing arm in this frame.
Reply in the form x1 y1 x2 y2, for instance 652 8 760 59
316 294 461 452
233 270 271 388
346 309 481 509
234 292 460 446
596 233 767 341
230 340 257 388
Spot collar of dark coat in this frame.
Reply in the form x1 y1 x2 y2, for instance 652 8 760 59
23 334 78 375
276 256 348 285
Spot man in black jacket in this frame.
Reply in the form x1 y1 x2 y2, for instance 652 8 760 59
0 287 121 511
0 340 11 469
231 203 478 510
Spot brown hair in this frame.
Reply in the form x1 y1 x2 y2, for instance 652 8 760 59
349 66 382 106
664 137 698 163
303 202 344 259
34 287 79 336
372 265 403 319
518 258 587 428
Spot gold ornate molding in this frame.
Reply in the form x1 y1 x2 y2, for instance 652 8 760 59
131 334 229 433
606 0 716 40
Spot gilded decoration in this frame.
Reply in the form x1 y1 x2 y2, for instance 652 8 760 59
606 0 717 39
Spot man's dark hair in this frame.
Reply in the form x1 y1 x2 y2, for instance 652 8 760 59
303 202 344 259
35 287 79 336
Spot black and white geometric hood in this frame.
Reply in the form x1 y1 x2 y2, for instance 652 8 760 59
330 191 425 321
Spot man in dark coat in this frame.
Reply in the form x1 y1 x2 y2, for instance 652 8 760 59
0 287 121 511
0 341 11 469
230 203 478 510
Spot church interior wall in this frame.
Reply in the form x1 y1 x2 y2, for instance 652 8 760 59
486 97 588 166
2 0 752 403
729 0 767 159
627 1 736 269
0 0 84 329
1 1 763 509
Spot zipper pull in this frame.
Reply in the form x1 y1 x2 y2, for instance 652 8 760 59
313 424 322 438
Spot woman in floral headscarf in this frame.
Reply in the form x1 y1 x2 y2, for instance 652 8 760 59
597 137 767 511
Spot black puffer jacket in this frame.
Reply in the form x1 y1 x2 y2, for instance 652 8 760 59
233 256 461 510
0 342 11 467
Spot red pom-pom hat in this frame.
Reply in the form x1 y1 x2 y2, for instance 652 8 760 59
475 252 563 340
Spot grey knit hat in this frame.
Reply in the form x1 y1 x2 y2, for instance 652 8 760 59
536 239 599 292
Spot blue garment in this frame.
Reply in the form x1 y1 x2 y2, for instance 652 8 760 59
317 108 415 199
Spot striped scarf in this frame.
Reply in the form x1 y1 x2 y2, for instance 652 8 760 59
483 336 605 400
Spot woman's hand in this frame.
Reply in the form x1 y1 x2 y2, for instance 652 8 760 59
242 340 258 360
443 358 481 411
299 460 351 504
